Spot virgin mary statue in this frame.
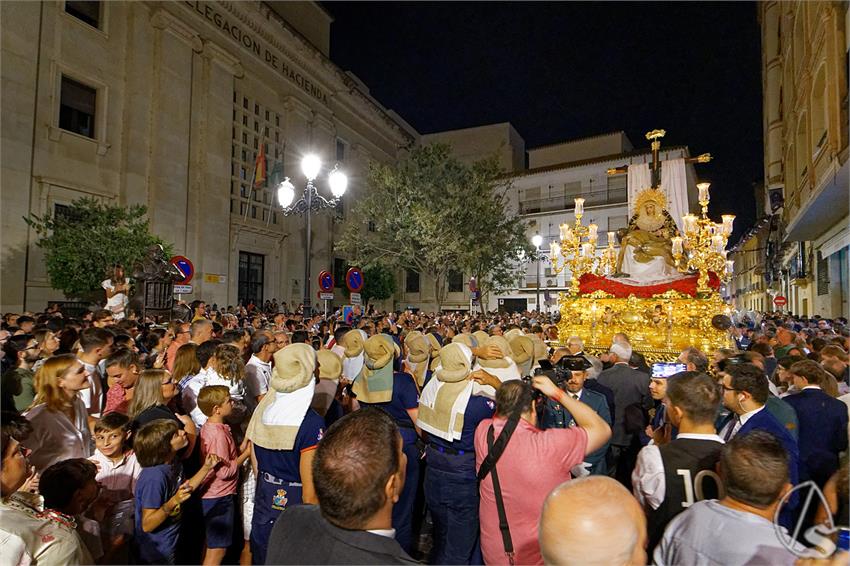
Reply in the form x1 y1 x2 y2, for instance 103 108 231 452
614 188 683 284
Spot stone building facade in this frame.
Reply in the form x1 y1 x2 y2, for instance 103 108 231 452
1 0 415 312
757 1 849 318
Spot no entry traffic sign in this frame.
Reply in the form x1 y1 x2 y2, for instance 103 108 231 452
170 256 194 284
774 295 787 307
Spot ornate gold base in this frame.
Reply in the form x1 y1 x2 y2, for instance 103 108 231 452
556 289 734 360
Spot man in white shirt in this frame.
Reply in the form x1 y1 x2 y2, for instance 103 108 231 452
77 328 114 418
632 371 724 553
245 330 278 413
654 431 806 565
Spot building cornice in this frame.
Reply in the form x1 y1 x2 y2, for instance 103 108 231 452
505 145 690 180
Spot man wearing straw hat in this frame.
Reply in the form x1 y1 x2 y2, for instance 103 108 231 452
353 334 420 554
245 343 325 565
417 342 501 564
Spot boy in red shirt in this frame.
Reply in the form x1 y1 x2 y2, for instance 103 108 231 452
198 385 251 565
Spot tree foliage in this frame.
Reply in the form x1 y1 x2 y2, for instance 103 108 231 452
336 143 531 307
24 197 172 300
341 264 397 307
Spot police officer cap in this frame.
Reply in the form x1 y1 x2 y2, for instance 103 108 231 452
556 355 592 372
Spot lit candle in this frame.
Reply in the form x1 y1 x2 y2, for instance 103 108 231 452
671 236 684 256
607 231 616 247
581 242 593 257
588 223 598 243
722 214 735 235
712 234 725 253
550 241 561 260
726 259 735 274
563 224 573 242
574 198 585 218
682 214 698 234
697 182 711 203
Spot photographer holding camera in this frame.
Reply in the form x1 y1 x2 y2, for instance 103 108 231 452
474 375 611 565
540 356 612 476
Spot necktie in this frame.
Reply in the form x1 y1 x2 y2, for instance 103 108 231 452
572 394 579 401
723 415 739 441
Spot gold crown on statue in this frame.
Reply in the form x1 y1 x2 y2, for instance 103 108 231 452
634 188 668 212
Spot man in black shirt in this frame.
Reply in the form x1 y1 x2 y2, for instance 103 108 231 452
265 408 416 565
631 371 724 554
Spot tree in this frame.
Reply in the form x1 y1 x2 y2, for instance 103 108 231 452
336 143 531 308
24 197 172 300
341 264 397 307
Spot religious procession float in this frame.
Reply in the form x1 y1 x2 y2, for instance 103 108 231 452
553 130 736 362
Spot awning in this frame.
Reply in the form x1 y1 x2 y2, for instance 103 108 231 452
785 157 849 242
820 225 850 258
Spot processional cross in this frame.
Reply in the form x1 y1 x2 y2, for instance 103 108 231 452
606 129 712 188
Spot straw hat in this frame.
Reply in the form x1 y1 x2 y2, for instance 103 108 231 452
435 343 473 383
405 331 430 363
270 343 316 393
316 349 342 381
478 336 512 369
341 329 365 357
504 328 524 342
364 334 396 370
473 330 490 347
452 333 476 350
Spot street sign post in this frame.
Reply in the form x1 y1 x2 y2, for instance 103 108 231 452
173 284 193 295
774 295 788 307
318 271 335 317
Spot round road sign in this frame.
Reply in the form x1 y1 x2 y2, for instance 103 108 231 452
345 267 364 293
318 270 335 292
170 256 194 284
773 295 788 307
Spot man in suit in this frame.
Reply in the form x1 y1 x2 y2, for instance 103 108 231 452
783 360 849 488
264 408 417 565
597 342 651 487
541 355 612 475
553 345 615 421
716 362 800 527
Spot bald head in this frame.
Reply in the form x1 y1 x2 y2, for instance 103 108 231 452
539 476 646 566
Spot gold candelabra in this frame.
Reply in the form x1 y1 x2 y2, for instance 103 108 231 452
672 182 736 294
549 197 619 295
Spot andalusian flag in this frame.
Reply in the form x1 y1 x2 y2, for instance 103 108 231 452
252 145 267 188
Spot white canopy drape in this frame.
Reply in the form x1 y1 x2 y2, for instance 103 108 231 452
627 158 689 232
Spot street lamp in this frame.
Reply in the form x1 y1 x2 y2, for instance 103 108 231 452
277 154 348 317
532 233 543 313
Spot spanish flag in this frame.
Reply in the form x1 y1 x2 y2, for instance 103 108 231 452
252 145 267 188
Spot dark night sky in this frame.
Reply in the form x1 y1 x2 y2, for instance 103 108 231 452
324 2 763 242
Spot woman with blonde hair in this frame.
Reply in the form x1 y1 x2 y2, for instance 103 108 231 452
130 369 196 457
23 354 93 472
171 342 200 392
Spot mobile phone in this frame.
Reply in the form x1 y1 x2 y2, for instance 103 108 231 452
651 362 687 378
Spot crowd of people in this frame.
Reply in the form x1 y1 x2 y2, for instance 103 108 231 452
0 298 848 565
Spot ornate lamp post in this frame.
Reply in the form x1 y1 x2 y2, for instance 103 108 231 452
277 154 348 317
672 182 735 294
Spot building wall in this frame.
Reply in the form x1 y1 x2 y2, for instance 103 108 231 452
527 131 633 169
420 122 525 172
0 0 414 313
759 1 849 318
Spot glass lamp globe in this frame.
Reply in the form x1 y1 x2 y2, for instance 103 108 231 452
531 234 544 248
328 169 348 198
277 178 295 208
301 154 322 181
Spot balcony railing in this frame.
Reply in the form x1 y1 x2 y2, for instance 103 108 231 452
519 188 627 215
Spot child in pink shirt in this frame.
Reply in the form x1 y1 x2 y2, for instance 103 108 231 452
198 385 251 565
